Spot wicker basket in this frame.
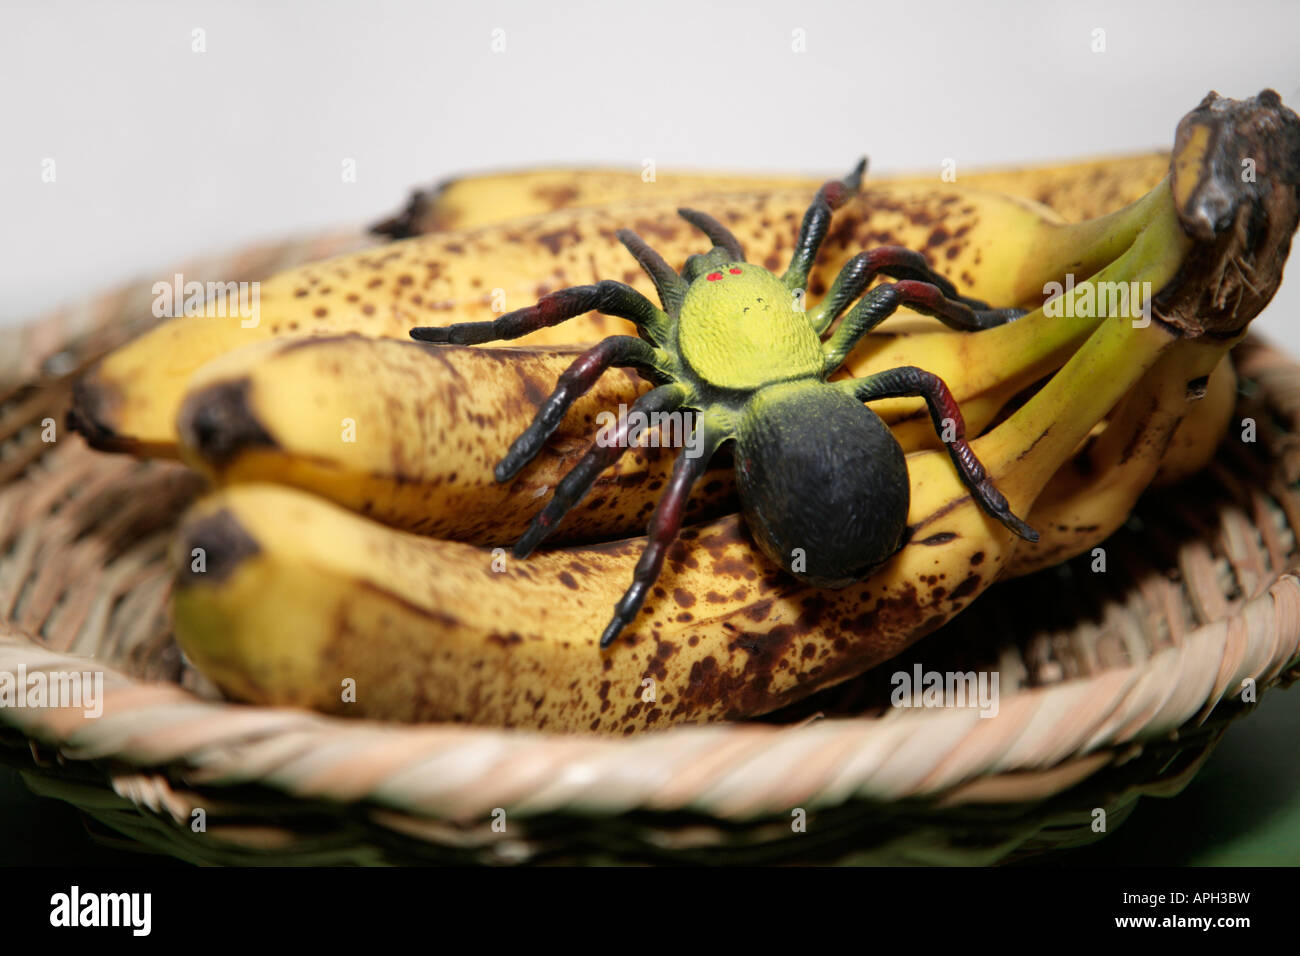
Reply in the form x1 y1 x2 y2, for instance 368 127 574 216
1 232 1298 866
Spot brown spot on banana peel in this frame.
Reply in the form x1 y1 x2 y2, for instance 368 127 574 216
531 183 581 211
1115 393 1163 467
175 508 261 586
177 379 280 470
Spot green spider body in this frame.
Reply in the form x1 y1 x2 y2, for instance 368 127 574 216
413 160 1036 647
659 256 910 586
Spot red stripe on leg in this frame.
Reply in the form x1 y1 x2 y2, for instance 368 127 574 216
891 280 976 327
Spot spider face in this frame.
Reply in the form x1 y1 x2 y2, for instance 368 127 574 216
412 157 1036 648
677 261 824 392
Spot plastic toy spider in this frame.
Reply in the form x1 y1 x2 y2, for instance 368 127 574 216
412 160 1037 648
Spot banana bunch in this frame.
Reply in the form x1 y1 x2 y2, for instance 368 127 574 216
166 321 1217 730
81 91 1300 733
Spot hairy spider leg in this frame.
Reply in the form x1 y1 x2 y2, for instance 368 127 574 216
495 336 673 482
838 370 1038 542
513 383 690 558
410 279 671 347
783 157 868 291
616 229 689 315
809 247 1021 335
600 415 729 648
676 208 746 262
822 280 1026 371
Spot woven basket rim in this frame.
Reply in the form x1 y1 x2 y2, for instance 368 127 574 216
3 558 1297 823
2 228 1299 839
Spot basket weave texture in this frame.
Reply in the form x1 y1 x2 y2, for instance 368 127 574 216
1 233 1298 865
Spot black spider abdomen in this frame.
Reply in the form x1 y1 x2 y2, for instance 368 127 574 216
734 383 909 587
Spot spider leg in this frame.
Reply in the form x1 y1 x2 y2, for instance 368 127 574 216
839 371 1038 542
616 228 688 316
809 247 1013 335
514 383 689 558
600 414 728 648
822 280 1026 372
496 336 672 482
677 208 745 262
783 158 868 291
410 279 671 346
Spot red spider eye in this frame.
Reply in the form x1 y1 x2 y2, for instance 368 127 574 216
706 272 723 281
729 267 742 274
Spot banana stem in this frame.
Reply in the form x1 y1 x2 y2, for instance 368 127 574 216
971 196 1202 508
982 325 1175 510
1010 176 1175 301
977 182 1191 376
873 183 1194 434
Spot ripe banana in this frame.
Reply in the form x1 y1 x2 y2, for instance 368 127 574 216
372 168 813 237
175 335 730 544
72 175 1162 458
1151 356 1236 487
377 152 1170 236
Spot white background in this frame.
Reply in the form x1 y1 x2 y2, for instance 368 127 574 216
3 0 1299 346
